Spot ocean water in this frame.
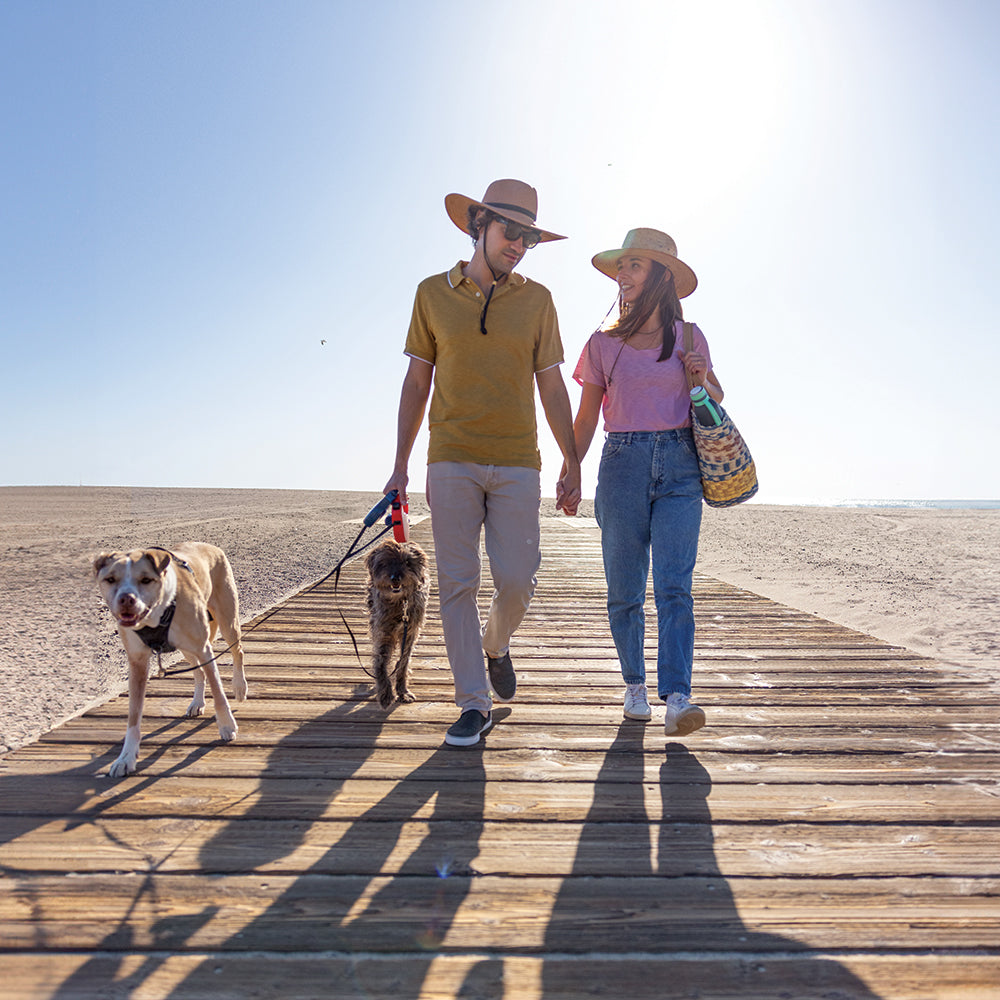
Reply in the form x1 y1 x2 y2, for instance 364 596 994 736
760 498 1000 510
840 499 1000 510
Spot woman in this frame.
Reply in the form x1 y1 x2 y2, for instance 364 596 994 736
568 228 722 734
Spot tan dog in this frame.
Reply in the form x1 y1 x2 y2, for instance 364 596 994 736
93 542 248 777
364 539 429 708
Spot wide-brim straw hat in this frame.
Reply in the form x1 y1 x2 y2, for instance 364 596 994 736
592 228 698 298
445 178 566 242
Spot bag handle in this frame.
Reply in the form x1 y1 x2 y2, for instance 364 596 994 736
682 321 696 391
682 321 721 394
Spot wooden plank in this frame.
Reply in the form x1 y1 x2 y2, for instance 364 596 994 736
3 775 998 824
236 630 920 652
123 656 983 679
1 953 998 1000
2 874 997 952
7 744 999 785
113 661 967 685
77 698 1000 727
91 681 1000 707
3 818 999 877
33 717 1000 754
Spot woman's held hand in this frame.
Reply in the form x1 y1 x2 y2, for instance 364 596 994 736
677 349 708 386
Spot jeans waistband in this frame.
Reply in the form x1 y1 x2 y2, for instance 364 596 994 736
606 428 693 442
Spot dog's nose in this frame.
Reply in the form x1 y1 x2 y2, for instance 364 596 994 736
119 593 136 608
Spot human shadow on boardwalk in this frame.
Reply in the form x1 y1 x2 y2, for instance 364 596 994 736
535 723 884 1000
30 693 379 997
30 687 489 999
156 696 491 1000
6 706 884 998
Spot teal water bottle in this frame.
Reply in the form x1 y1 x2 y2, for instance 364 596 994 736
690 385 723 427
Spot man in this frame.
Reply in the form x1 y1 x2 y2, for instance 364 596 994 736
384 178 581 746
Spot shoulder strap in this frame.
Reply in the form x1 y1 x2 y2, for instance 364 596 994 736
682 321 696 390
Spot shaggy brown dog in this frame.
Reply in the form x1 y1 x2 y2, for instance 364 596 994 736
364 539 430 708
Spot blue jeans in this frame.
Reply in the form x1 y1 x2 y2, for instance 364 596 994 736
595 430 703 700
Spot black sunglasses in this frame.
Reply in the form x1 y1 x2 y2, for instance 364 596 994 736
495 217 542 249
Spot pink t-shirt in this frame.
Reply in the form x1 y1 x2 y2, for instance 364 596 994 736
573 320 713 432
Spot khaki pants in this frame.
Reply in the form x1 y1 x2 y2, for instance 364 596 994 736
427 462 541 713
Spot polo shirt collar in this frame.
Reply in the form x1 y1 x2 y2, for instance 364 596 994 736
447 261 527 291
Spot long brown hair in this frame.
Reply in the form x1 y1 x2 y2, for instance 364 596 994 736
607 260 684 362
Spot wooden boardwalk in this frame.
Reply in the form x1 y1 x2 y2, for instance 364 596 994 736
1 517 998 999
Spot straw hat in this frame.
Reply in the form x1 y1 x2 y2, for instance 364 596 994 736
445 178 566 242
592 228 698 298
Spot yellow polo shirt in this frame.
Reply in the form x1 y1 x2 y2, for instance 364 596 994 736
405 262 564 470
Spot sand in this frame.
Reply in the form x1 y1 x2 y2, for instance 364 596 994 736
696 504 999 676
1 487 997 754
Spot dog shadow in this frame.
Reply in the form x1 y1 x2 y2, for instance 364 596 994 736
0 712 224 847
0 734 230 1000
89 688 490 999
27 692 389 999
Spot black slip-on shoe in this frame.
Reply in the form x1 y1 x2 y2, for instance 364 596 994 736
487 652 517 702
445 709 493 747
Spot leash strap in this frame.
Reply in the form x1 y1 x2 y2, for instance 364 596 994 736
156 512 393 678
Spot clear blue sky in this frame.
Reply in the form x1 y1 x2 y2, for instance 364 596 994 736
3 0 998 502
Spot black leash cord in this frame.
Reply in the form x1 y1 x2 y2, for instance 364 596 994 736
157 514 393 678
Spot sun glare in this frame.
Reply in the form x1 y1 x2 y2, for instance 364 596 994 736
661 5 792 195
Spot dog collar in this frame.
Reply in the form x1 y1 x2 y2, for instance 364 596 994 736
149 547 195 576
136 601 177 653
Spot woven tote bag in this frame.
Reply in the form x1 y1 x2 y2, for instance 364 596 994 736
683 323 758 507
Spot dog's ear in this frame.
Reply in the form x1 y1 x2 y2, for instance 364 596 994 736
145 548 172 576
407 549 428 581
365 543 391 572
93 552 119 577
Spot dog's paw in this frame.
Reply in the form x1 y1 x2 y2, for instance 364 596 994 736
185 699 206 718
217 722 238 742
108 754 137 778
397 689 416 704
232 677 249 702
376 686 395 709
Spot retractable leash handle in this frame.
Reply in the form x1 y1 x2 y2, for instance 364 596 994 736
363 490 397 527
390 497 410 542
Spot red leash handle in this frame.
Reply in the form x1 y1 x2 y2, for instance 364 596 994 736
391 497 410 542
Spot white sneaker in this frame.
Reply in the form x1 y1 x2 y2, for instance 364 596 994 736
664 692 706 736
623 683 652 721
